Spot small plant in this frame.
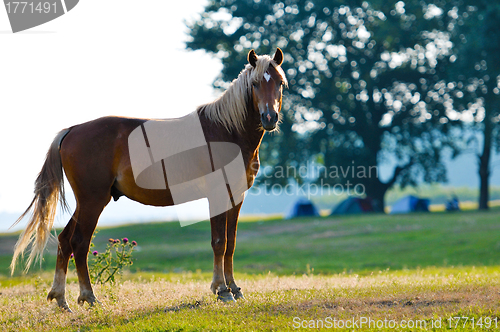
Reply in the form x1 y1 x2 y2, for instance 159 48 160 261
69 236 138 285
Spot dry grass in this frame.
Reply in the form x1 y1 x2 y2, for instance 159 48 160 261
1 267 499 331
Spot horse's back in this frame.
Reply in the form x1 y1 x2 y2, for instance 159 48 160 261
58 113 243 208
61 116 148 168
59 116 148 200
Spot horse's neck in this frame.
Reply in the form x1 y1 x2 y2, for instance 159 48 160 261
238 103 266 174
198 100 264 167
242 101 265 151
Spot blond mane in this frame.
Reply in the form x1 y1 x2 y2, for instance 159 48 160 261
198 54 287 133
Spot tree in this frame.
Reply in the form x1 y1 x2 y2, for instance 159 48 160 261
187 0 461 209
443 1 500 209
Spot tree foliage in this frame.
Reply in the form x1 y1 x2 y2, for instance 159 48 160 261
187 0 464 207
441 1 500 209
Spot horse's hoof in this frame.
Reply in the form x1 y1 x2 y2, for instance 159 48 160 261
217 288 236 303
231 287 245 300
59 303 73 313
47 290 72 312
77 292 100 307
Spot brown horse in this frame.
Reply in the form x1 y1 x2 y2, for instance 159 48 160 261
10 48 287 311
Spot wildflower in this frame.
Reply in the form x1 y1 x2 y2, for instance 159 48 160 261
114 239 120 244
108 238 115 243
132 241 137 246
122 237 128 244
92 251 98 256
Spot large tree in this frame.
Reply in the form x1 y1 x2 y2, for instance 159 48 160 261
443 1 500 209
187 0 461 209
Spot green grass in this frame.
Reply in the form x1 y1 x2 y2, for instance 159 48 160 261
1 267 499 331
1 210 499 331
2 208 500 277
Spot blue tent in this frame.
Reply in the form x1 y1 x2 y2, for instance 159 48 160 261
390 195 430 214
285 198 320 219
330 197 376 215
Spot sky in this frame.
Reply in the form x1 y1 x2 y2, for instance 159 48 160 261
0 0 221 231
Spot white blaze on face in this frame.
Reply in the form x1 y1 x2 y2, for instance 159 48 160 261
263 72 271 82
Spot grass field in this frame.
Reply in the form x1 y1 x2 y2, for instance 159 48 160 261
1 209 499 331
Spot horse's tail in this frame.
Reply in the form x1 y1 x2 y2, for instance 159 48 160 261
10 128 71 275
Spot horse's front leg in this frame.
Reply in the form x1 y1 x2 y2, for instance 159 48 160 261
209 211 234 302
224 201 244 300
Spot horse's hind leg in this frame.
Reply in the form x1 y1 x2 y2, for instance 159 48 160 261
47 214 77 311
224 201 244 300
70 196 110 306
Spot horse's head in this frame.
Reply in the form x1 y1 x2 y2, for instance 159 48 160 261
248 48 286 131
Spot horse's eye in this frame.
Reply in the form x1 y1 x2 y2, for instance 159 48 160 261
252 81 259 88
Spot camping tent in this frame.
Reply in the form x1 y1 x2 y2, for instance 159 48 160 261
285 198 320 219
330 197 376 215
390 195 430 214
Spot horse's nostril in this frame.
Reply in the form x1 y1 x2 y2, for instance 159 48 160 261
262 111 278 127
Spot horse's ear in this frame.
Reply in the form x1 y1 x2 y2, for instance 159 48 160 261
273 48 284 66
248 49 258 68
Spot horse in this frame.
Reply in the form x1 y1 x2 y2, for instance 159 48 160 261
10 48 287 311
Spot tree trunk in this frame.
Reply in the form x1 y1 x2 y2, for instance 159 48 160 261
365 180 388 213
362 172 392 213
478 119 492 210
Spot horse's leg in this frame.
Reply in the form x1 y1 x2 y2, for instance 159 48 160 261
70 196 110 306
47 214 77 311
209 211 235 302
224 201 244 300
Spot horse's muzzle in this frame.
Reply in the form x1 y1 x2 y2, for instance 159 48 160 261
261 110 278 131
